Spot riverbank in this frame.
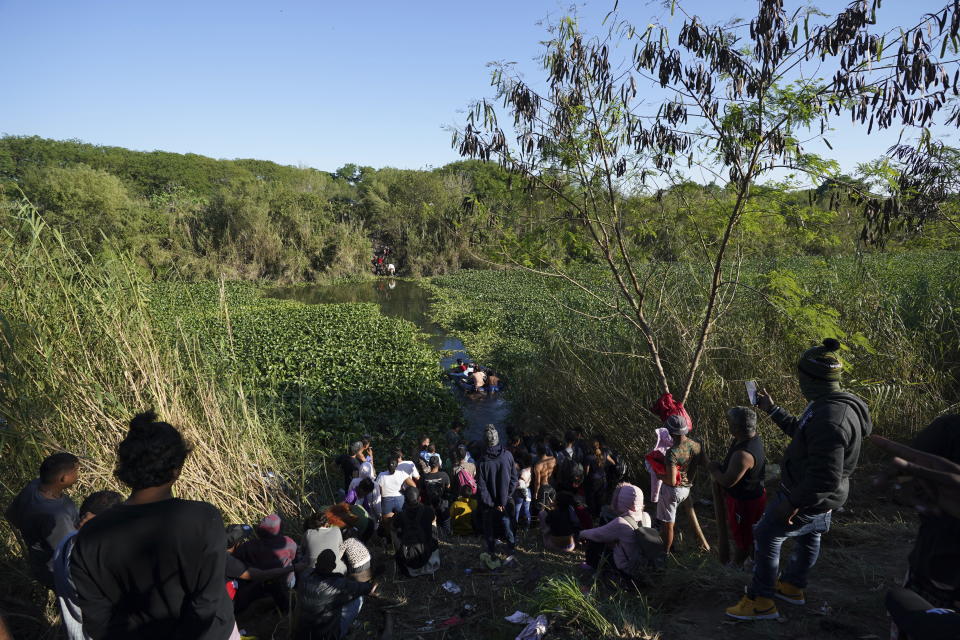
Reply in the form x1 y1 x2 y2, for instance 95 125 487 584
232 465 911 640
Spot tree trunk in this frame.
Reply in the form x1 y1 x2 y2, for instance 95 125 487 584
713 481 730 563
682 499 710 551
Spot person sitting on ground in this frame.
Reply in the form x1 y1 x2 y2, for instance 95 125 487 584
579 483 651 575
300 513 347 578
450 485 478 536
584 435 616 520
656 415 701 555
708 407 767 567
393 486 440 577
476 425 519 559
338 526 372 584
541 491 578 552
334 443 363 492
297 549 375 640
5 452 80 589
70 410 236 639
226 524 303 610
375 456 416 543
871 416 960 633
486 370 501 393
514 451 533 532
421 455 452 535
53 490 123 640
726 338 872 622
234 513 299 613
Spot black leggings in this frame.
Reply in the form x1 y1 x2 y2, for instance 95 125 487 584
887 587 960 640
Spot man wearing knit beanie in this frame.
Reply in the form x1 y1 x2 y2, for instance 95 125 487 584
726 339 872 621
475 424 519 561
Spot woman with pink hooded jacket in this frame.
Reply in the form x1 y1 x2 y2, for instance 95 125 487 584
579 483 651 575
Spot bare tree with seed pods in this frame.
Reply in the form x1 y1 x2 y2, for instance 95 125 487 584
453 0 960 558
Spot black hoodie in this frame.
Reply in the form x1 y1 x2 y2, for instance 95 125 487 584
769 391 872 512
476 445 518 509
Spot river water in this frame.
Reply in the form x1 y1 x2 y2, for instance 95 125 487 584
266 279 510 442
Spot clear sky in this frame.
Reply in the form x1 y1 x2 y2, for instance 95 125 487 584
1 0 949 176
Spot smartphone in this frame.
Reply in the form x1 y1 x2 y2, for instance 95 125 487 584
745 380 758 406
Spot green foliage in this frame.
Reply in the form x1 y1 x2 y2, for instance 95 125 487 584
147 282 459 444
530 574 658 638
431 255 960 456
757 268 874 358
2 136 957 288
0 206 301 531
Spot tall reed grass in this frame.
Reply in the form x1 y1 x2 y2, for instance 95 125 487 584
429 257 959 460
0 203 307 570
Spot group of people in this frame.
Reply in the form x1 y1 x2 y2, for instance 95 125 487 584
4 340 959 639
370 246 395 277
447 358 501 394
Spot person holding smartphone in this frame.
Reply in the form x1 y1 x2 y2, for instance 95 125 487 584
726 338 872 621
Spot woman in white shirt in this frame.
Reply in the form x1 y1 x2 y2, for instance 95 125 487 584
375 456 416 543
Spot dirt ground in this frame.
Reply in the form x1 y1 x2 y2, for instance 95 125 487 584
238 479 913 640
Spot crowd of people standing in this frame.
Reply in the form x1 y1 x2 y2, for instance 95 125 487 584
3 339 959 639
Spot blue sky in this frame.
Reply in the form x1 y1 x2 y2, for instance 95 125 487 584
1 0 949 176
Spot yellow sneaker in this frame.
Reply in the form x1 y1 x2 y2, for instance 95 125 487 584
775 580 806 605
725 594 780 620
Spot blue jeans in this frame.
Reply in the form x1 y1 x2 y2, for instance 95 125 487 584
514 498 531 526
381 495 404 515
339 596 363 638
750 492 832 598
481 506 516 554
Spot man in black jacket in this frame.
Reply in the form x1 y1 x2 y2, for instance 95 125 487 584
475 424 518 559
297 549 374 639
727 339 872 621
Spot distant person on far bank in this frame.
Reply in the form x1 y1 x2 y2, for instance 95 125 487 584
726 338 872 621
709 406 767 567
5 452 80 589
